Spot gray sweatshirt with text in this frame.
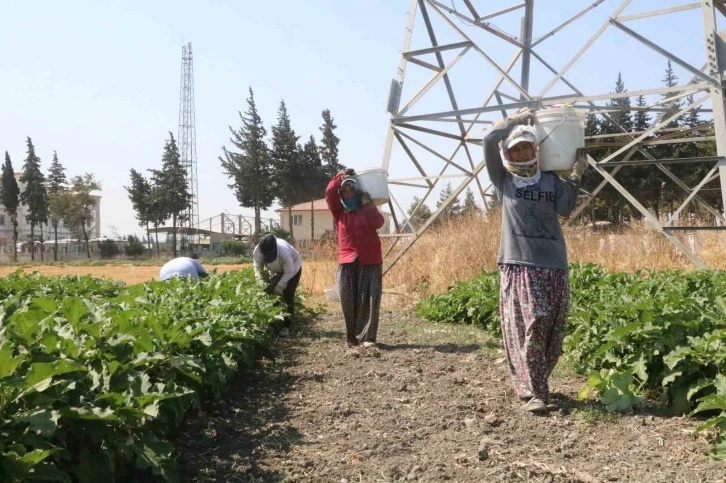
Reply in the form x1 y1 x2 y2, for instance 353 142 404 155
484 118 580 270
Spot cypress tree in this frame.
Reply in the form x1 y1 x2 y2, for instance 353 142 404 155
271 100 304 240
220 87 275 235
0 152 21 261
319 109 345 179
47 151 68 261
19 137 49 261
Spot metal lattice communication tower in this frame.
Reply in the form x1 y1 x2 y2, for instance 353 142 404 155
178 42 199 239
381 0 726 273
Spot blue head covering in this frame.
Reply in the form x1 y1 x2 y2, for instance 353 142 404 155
340 177 361 212
342 195 362 212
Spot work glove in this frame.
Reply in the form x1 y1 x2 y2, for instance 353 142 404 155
570 148 589 180
555 148 589 180
273 285 284 296
509 108 537 126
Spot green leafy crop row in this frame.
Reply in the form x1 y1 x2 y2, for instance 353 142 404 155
417 263 726 460
0 270 286 482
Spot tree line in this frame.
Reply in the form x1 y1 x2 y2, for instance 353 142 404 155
582 60 721 225
406 183 478 230
0 138 101 262
126 133 191 258
126 88 344 246
219 88 345 239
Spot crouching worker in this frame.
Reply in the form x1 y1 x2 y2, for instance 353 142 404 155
484 108 589 414
159 255 208 281
253 234 302 337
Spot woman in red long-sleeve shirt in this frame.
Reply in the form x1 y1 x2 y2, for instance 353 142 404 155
325 168 386 348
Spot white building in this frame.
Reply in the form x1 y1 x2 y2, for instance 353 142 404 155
276 199 391 241
0 172 101 247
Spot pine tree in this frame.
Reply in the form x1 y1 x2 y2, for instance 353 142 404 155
19 137 49 261
47 151 68 261
0 152 20 261
301 135 327 200
633 95 650 133
271 100 304 240
125 168 153 254
584 74 634 225
628 95 661 218
485 186 502 211
62 174 100 259
685 94 701 128
602 72 633 134
406 196 433 230
146 178 170 257
319 109 345 179
220 87 275 235
152 133 191 258
300 135 327 241
435 182 461 222
462 187 477 215
662 60 682 128
585 114 599 136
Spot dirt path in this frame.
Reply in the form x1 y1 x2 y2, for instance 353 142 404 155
177 308 725 483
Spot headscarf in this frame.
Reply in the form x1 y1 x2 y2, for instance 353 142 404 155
339 176 361 213
501 125 541 188
258 234 278 264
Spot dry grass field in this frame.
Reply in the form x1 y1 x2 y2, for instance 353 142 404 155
2 212 724 295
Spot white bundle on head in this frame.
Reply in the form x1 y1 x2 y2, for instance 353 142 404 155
502 125 538 152
501 125 541 188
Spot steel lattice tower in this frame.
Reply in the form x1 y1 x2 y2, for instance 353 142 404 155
381 0 726 273
178 42 199 238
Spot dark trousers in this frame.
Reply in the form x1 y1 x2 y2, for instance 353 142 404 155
338 261 383 344
281 268 302 328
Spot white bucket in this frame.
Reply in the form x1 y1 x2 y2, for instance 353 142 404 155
535 107 586 172
324 285 339 302
355 168 389 206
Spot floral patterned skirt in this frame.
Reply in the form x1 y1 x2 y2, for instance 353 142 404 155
499 264 570 402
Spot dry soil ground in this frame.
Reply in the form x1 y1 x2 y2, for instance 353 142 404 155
175 304 726 483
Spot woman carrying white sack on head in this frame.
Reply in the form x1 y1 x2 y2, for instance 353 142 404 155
484 108 589 414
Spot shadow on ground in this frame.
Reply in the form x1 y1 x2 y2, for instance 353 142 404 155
175 319 314 482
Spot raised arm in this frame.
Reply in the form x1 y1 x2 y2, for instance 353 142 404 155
484 109 536 191
325 172 344 221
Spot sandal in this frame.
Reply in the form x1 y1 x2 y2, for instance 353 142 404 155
523 397 548 414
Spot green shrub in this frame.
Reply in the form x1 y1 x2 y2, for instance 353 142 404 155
221 240 248 256
124 235 146 257
98 239 120 259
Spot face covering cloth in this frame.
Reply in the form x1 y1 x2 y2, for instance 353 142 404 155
341 195 362 212
506 158 541 188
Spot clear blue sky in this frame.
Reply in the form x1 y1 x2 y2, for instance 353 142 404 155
0 0 716 237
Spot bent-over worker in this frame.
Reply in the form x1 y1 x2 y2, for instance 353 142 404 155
253 234 302 337
159 255 208 281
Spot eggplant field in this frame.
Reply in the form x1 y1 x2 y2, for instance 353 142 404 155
419 264 726 462
0 270 285 482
